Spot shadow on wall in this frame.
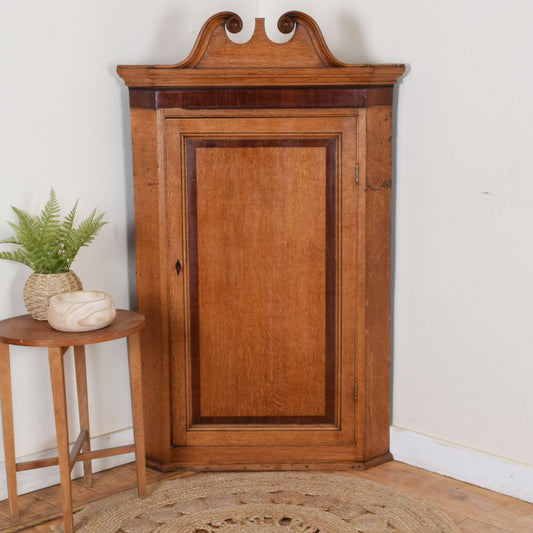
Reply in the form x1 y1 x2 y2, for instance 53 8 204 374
117 86 137 309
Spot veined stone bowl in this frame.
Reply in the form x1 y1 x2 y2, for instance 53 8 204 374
47 291 116 332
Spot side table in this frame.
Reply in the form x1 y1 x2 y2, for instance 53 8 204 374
0 310 147 533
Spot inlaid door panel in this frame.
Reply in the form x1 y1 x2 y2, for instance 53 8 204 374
166 113 359 447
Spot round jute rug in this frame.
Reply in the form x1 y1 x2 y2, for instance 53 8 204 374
56 472 461 533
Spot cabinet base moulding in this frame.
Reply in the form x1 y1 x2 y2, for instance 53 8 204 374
145 451 394 473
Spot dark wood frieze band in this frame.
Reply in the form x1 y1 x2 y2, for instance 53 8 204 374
129 87 393 110
186 138 337 426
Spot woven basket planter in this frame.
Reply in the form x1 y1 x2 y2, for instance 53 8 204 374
23 270 83 321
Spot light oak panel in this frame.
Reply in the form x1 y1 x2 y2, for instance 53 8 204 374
191 141 331 422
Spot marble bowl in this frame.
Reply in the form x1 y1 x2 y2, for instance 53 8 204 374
47 291 116 332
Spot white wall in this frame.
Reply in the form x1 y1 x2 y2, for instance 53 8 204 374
1 0 533 501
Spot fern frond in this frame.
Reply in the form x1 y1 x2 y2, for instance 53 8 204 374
0 235 21 245
58 199 78 246
8 207 42 271
37 188 62 253
0 188 107 273
62 210 107 269
10 208 40 238
0 249 34 269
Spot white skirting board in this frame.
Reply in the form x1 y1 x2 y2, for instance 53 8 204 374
390 426 533 503
0 427 135 502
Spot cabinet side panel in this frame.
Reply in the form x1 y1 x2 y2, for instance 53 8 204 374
130 107 170 464
364 106 393 457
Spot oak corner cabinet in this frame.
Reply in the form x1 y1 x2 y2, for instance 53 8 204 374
117 11 405 471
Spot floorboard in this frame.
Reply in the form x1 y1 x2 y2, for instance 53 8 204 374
0 461 531 532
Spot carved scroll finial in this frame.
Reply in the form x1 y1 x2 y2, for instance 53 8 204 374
277 14 295 34
226 14 243 34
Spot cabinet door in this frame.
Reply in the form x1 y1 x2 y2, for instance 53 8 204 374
166 112 359 448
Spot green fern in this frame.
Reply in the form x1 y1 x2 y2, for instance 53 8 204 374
0 189 107 274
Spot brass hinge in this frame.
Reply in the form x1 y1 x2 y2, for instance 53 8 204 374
355 163 359 184
354 381 359 401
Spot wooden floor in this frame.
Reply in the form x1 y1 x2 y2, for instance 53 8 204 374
0 461 532 532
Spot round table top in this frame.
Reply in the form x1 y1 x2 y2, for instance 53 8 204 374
0 310 145 347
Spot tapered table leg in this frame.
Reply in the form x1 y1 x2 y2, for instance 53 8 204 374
49 347 74 533
127 332 147 498
73 345 92 487
0 343 18 519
